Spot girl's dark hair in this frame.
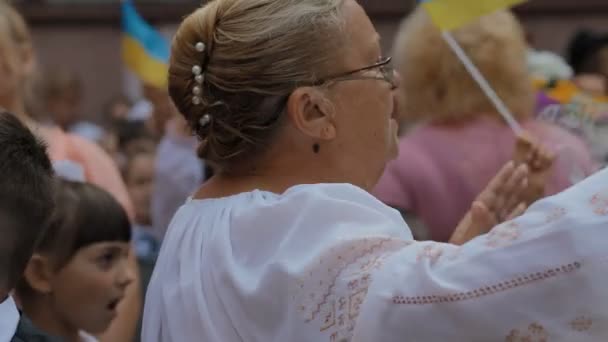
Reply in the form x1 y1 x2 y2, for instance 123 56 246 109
28 179 131 271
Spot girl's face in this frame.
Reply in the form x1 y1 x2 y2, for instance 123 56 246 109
126 153 155 226
50 241 133 335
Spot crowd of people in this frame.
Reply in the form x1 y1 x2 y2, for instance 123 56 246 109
1 0 608 341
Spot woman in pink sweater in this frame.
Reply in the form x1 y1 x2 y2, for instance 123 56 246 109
374 9 595 242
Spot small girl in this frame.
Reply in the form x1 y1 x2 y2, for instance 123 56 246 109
16 179 134 342
122 138 159 262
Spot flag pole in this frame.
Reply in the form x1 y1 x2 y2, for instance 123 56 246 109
442 31 523 135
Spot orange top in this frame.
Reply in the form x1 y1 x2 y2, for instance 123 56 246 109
39 126 134 219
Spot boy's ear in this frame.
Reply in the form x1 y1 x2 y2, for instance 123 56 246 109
22 254 54 294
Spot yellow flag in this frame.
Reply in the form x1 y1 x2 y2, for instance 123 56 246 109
421 0 527 31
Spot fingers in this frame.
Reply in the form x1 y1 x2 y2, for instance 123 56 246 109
520 136 555 172
530 145 548 170
477 161 527 215
493 163 528 210
506 202 527 220
499 165 529 219
514 132 534 164
484 161 516 198
469 201 497 234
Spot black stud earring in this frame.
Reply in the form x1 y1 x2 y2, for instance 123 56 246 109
312 143 320 154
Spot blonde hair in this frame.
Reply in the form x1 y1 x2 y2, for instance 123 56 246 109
0 2 31 73
393 8 533 123
0 2 41 117
169 0 345 171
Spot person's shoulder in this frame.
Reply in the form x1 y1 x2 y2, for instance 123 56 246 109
246 183 407 235
526 119 592 159
284 183 372 199
63 132 117 170
11 314 63 342
280 183 387 210
64 132 105 153
526 119 586 144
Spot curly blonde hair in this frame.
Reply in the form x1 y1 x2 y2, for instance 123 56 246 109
394 8 534 124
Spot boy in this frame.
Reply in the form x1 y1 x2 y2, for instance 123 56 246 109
0 110 58 341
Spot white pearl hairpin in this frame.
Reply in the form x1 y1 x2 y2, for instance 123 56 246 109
199 114 211 127
191 42 207 106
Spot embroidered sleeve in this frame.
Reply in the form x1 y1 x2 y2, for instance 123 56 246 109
349 169 608 341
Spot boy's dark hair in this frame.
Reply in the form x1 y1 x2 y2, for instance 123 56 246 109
0 110 55 292
115 120 156 150
29 179 132 272
568 30 608 74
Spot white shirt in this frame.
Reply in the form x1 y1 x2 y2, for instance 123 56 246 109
0 296 20 342
79 331 98 342
143 168 608 341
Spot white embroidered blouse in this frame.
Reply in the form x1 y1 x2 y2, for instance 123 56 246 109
143 167 608 342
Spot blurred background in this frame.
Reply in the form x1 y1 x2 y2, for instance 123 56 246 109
11 0 608 119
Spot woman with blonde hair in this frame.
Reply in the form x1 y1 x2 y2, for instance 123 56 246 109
143 0 608 340
0 3 141 342
374 8 595 242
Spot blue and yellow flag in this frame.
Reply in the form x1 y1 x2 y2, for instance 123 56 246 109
420 0 527 31
121 0 170 89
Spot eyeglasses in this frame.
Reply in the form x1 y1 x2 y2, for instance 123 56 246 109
267 57 397 123
312 56 397 89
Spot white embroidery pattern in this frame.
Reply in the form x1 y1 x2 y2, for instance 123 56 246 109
590 190 608 215
486 222 521 248
416 243 444 265
293 237 410 341
505 323 548 342
545 207 567 223
392 262 582 305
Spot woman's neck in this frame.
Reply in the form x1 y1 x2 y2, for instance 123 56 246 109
196 173 305 200
194 159 332 200
20 296 81 342
194 155 362 200
192 137 377 200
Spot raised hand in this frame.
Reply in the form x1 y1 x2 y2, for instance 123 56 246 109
450 161 529 245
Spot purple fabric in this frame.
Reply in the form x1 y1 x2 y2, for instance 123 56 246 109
151 123 203 241
535 91 560 115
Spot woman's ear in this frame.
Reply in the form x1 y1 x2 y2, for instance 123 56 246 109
285 87 337 141
23 254 54 294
